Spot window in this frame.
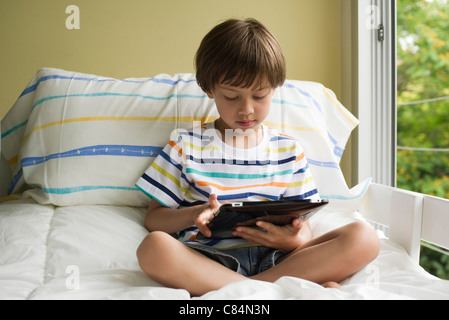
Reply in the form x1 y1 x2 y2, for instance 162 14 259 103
356 0 449 279
396 0 449 279
357 0 449 198
396 0 449 200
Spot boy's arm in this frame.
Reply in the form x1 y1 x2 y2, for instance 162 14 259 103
144 194 221 237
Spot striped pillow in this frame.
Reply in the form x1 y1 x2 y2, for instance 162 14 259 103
1 67 367 208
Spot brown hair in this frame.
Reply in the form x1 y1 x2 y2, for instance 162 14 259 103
195 18 286 93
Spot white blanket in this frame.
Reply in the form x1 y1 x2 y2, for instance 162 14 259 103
1 198 448 300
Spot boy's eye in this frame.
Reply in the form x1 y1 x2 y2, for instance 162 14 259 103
224 96 238 101
253 95 267 100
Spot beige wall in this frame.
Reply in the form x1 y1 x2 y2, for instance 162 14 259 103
1 0 356 185
0 0 341 117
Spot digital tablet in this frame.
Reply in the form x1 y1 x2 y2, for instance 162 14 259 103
202 199 329 239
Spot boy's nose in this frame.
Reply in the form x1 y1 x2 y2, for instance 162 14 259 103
239 99 254 115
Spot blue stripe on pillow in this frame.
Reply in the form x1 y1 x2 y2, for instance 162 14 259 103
30 92 208 112
35 185 140 195
21 145 163 168
20 74 198 97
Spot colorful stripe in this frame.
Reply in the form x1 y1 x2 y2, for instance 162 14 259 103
1 120 28 139
265 145 297 153
195 180 290 191
271 99 308 109
184 142 219 152
20 74 198 98
7 169 23 195
217 192 280 202
322 88 358 127
282 82 324 114
140 173 182 205
186 167 293 180
307 158 340 169
8 155 18 166
288 176 315 188
30 92 208 112
21 145 162 167
151 162 188 193
320 178 371 201
34 185 140 195
22 116 218 142
263 121 322 133
283 188 319 200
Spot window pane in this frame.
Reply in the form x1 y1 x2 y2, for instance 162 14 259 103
397 0 449 279
397 0 449 200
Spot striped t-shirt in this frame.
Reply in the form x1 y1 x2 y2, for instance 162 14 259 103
136 122 319 249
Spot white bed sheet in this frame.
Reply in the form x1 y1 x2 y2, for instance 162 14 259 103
1 199 449 300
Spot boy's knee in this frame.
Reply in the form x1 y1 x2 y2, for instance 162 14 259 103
347 221 380 261
136 231 174 274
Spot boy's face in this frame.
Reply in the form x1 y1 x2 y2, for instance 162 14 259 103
207 82 274 135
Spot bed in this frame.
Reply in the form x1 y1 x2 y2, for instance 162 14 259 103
1 67 449 300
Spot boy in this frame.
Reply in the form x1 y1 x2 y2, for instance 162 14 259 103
136 18 380 296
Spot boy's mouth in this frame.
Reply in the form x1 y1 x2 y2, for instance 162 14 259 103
236 120 255 127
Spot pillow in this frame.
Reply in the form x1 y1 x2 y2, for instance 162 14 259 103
0 67 367 208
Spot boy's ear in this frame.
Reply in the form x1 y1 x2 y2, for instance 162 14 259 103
206 91 214 99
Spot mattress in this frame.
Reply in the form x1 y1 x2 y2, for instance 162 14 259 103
1 198 448 300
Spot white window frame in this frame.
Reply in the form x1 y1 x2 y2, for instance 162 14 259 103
357 0 397 187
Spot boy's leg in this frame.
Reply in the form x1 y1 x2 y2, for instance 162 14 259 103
251 221 380 285
136 231 246 296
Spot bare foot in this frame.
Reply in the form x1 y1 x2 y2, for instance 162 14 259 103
321 281 340 289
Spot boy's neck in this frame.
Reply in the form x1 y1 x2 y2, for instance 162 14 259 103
214 120 264 150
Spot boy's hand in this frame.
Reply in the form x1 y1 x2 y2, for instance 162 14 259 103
232 218 312 252
193 194 221 238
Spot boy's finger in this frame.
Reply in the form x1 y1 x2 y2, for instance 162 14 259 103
197 227 211 238
209 194 221 210
291 218 305 230
255 220 277 232
196 210 213 225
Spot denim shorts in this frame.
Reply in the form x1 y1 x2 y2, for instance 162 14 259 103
184 242 286 277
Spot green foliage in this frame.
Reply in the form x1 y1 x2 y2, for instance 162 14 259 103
397 150 449 198
397 0 449 99
397 0 449 279
397 0 449 198
420 244 449 280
